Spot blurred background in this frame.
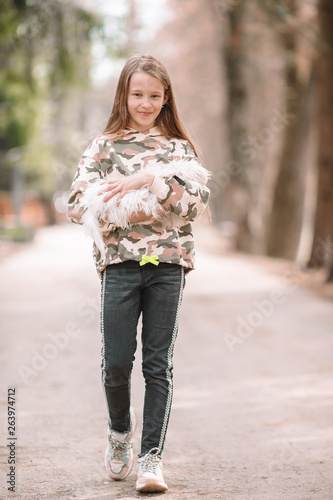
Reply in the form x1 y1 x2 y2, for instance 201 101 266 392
0 0 332 282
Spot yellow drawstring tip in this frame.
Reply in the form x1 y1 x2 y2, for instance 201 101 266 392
140 255 159 266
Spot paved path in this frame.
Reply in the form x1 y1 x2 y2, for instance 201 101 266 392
0 224 332 500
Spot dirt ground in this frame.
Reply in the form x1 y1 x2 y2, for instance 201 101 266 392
0 223 333 500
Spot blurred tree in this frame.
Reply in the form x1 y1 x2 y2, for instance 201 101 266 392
214 0 317 258
0 0 102 198
264 0 311 259
222 1 251 251
308 0 333 280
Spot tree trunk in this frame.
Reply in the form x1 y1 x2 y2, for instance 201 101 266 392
265 0 306 259
308 0 333 279
222 3 252 251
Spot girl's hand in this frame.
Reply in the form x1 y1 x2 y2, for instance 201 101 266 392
98 172 155 203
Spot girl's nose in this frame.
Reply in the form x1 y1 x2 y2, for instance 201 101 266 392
141 99 151 109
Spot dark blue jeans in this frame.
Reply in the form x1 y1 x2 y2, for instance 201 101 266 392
100 261 185 456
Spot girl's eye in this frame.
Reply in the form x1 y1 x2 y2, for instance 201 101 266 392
131 93 161 99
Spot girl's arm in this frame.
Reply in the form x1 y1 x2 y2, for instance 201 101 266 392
68 146 167 228
67 139 106 225
97 171 167 224
67 161 99 225
149 144 210 222
98 144 211 225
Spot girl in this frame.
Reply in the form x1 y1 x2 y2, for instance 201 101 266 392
67 54 210 493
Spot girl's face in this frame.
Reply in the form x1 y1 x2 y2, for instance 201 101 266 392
127 71 166 132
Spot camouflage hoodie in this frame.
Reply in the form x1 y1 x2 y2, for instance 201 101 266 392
67 127 210 278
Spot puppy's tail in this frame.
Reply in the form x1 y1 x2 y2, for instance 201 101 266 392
81 209 105 257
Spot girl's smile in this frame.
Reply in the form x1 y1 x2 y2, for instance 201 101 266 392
127 71 166 132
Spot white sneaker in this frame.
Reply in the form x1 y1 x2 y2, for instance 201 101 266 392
105 407 138 480
136 447 168 492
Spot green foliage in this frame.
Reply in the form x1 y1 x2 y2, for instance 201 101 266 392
0 1 18 41
0 0 105 196
23 139 56 193
0 74 39 149
0 222 34 242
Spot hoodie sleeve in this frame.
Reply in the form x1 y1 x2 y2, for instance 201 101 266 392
149 141 210 222
67 139 103 225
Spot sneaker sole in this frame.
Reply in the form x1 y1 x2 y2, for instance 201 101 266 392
136 477 168 493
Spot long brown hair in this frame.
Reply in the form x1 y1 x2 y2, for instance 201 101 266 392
102 54 199 157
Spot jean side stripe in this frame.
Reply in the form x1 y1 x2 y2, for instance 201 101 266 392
158 266 185 453
101 269 106 371
101 269 110 431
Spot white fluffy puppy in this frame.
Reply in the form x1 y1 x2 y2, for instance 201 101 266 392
80 159 210 256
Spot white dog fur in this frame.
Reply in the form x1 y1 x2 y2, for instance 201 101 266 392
80 159 210 256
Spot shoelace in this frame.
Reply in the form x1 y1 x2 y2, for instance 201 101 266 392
109 437 132 461
140 448 161 474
